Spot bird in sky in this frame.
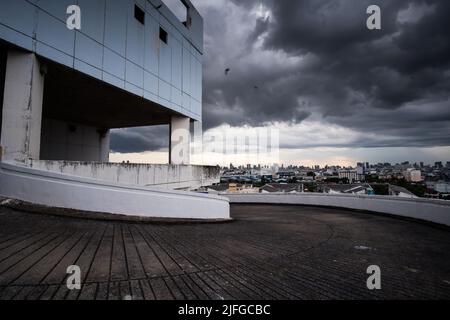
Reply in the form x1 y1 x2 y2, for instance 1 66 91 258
224 68 230 75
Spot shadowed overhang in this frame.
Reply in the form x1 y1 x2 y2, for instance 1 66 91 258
42 58 186 129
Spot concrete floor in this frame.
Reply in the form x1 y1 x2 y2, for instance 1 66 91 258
0 204 449 300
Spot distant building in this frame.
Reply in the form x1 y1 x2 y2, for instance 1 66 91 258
435 162 443 169
260 183 304 194
356 163 365 175
207 183 259 194
276 171 296 179
261 174 274 182
389 185 418 199
299 176 315 182
404 169 422 182
338 170 364 182
435 183 450 194
206 184 229 193
323 184 374 195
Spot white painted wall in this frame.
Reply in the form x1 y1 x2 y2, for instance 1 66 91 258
40 118 110 162
223 193 450 227
25 159 220 190
0 161 230 220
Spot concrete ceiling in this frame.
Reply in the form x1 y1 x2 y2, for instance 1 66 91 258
42 59 181 129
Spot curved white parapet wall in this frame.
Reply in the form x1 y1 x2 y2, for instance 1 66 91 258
0 162 230 220
222 193 450 227
24 160 221 191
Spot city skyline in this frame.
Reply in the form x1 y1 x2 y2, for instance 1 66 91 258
110 146 450 167
221 160 450 169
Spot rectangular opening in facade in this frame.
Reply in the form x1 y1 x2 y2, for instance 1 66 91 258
159 27 168 44
134 5 145 25
40 117 110 162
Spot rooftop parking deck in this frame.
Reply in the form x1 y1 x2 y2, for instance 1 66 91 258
0 204 449 300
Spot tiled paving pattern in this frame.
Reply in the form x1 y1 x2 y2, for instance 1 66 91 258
0 204 449 300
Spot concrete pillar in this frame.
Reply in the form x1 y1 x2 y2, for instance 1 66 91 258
100 129 110 162
1 51 44 162
170 116 191 165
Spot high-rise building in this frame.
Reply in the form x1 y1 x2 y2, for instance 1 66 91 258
404 168 422 182
338 170 359 183
356 163 365 175
0 0 203 165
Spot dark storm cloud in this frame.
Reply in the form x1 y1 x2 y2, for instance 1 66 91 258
201 0 450 147
110 126 169 153
112 0 450 153
261 0 405 55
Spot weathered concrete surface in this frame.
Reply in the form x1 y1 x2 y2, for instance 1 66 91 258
170 116 191 165
40 118 110 162
0 51 44 162
0 161 229 220
25 159 220 190
0 204 449 300
1 198 232 224
223 193 450 227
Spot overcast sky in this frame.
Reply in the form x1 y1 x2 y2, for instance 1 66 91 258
111 0 450 166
